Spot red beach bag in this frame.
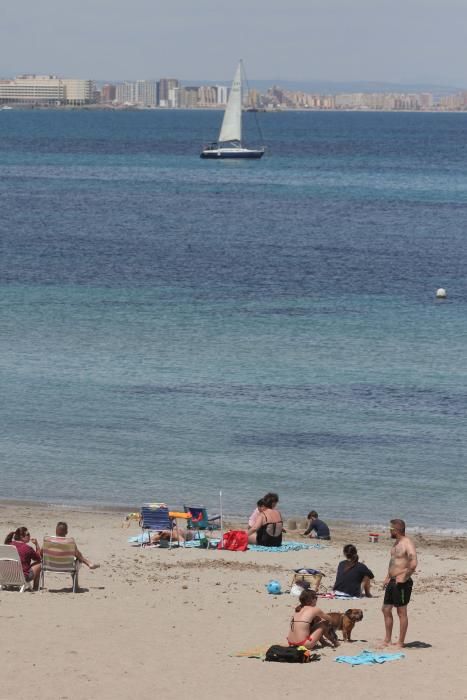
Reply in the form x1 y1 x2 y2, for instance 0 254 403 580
218 530 249 551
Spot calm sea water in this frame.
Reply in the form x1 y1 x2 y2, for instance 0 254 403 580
1 109 466 531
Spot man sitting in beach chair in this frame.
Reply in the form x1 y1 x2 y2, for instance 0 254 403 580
55 522 100 571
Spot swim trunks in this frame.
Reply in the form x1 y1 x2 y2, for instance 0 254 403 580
383 578 413 607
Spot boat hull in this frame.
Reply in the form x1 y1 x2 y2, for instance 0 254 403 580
200 147 264 159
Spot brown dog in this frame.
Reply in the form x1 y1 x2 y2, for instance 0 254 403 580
325 609 364 642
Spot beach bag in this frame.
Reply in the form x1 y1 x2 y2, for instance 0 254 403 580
265 645 312 663
218 530 248 551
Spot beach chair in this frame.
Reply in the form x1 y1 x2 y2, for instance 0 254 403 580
0 545 32 592
184 505 221 531
140 505 177 548
40 536 80 593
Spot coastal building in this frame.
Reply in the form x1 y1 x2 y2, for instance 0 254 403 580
0 75 93 105
157 78 179 107
101 84 116 103
114 80 157 106
216 85 228 105
116 82 137 104
179 86 199 108
62 79 94 105
197 85 216 107
135 80 156 106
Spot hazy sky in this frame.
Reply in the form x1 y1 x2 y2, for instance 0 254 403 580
2 0 467 86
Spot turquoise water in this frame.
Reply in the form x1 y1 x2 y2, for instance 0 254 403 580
0 110 466 530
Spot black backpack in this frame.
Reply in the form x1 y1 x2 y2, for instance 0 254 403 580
265 645 319 663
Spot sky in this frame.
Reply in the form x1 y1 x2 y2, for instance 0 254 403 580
1 0 467 86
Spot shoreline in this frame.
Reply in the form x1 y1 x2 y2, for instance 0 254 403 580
2 498 466 540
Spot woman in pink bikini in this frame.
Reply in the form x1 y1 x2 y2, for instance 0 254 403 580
287 589 334 649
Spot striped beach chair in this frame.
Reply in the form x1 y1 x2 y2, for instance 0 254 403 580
0 545 32 592
40 536 79 592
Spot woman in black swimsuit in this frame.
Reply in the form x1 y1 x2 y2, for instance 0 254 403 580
247 492 283 547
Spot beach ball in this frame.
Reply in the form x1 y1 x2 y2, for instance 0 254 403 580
266 580 282 595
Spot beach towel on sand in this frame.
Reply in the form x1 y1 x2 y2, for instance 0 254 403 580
334 650 405 666
249 542 323 552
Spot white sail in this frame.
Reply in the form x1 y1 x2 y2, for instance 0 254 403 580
218 61 242 143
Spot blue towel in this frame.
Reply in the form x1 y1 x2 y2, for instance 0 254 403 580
249 542 323 552
334 649 405 666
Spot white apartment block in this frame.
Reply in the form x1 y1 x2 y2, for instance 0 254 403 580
0 75 93 104
115 80 157 106
135 80 156 106
216 85 228 105
62 78 94 104
116 82 137 104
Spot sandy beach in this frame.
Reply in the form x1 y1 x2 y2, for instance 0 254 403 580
1 502 466 700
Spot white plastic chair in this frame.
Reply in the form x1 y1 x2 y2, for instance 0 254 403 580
0 545 32 592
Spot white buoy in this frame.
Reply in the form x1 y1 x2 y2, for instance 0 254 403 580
436 288 447 299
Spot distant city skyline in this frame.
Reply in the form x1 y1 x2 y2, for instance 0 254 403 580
2 73 467 112
2 0 467 87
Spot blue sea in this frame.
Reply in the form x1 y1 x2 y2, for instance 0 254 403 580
0 109 466 531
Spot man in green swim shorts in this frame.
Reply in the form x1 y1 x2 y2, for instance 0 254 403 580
381 518 418 649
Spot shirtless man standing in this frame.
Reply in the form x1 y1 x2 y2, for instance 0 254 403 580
381 518 417 648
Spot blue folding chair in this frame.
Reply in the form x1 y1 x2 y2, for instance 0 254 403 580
184 505 221 531
140 505 176 548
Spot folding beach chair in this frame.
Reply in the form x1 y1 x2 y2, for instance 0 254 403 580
40 536 80 593
140 505 177 548
0 545 32 592
184 505 221 531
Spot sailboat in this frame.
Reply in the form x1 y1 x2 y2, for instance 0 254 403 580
200 61 265 159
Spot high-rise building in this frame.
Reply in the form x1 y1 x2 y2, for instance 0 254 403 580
216 85 228 105
135 80 156 106
62 79 94 105
116 82 137 104
101 84 116 103
179 86 199 108
157 78 179 107
198 85 217 107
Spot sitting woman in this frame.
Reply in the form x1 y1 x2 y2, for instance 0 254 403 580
247 492 283 547
287 589 334 649
333 544 374 598
4 526 42 591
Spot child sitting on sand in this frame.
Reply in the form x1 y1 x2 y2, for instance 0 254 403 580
302 510 331 540
287 589 335 649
